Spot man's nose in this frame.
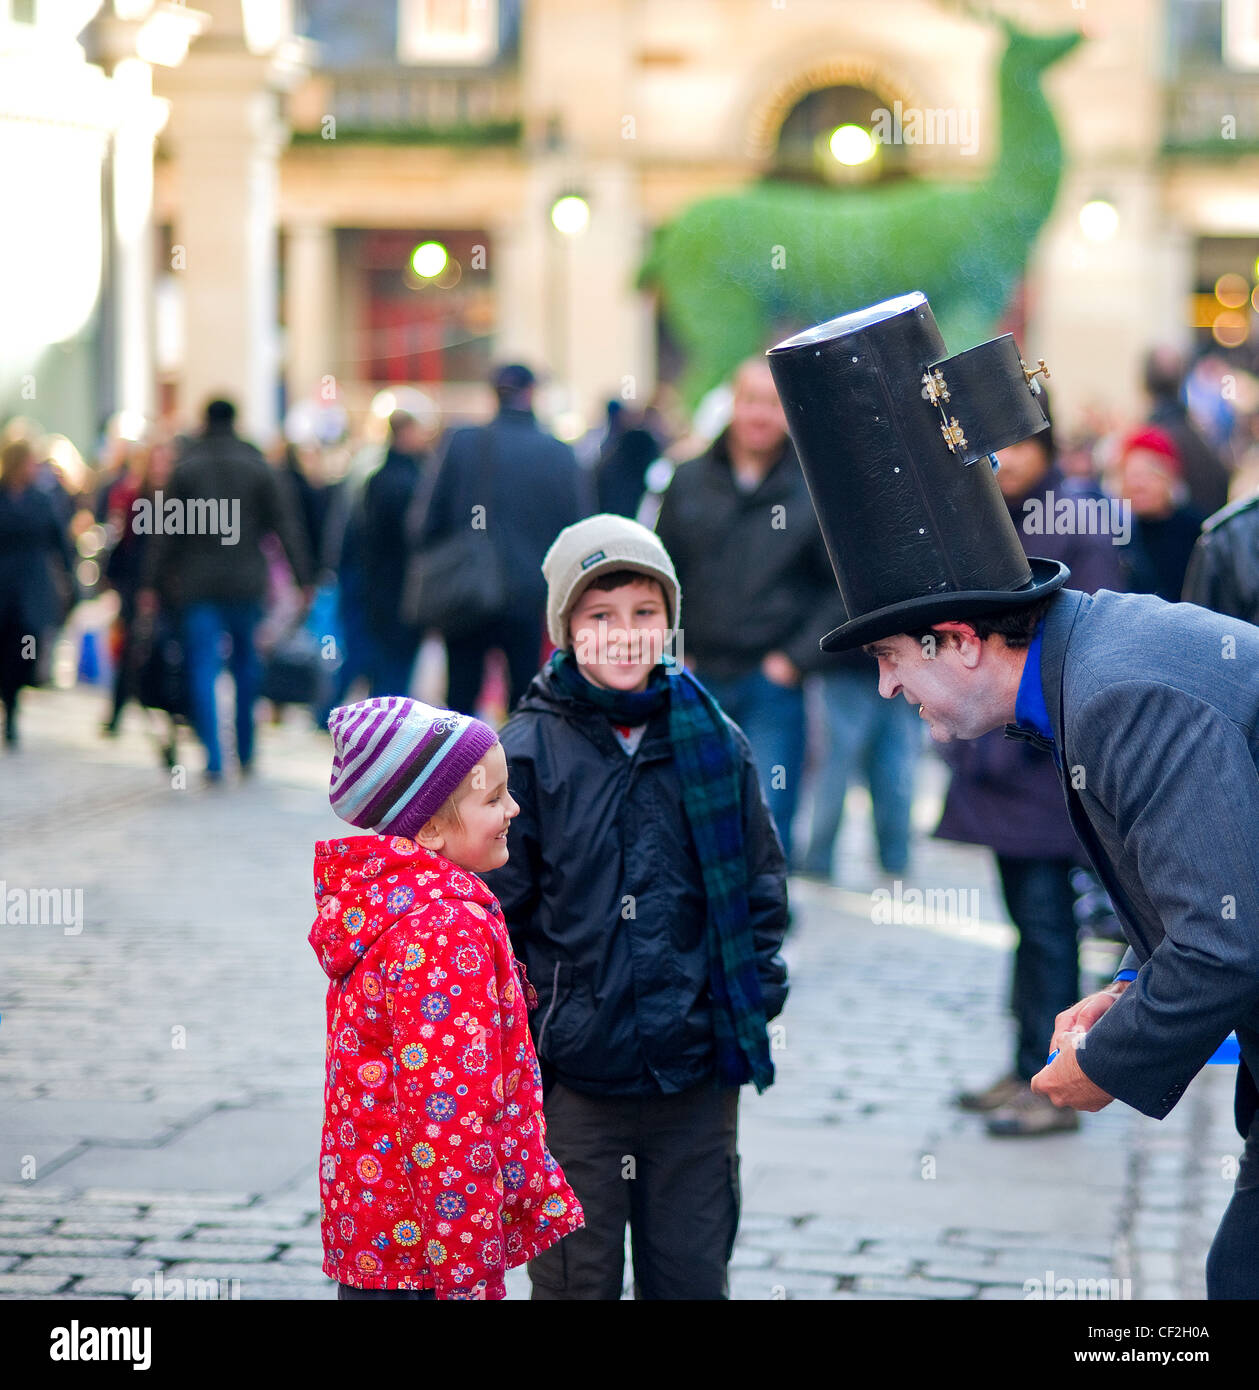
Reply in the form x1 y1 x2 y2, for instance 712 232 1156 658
876 663 900 700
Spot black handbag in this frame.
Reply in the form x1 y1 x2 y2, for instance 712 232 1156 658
400 427 508 638
135 613 189 717
262 622 329 706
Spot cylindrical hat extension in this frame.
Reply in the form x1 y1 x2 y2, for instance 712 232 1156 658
766 291 1067 651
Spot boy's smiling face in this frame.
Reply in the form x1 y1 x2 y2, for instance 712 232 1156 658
569 577 671 694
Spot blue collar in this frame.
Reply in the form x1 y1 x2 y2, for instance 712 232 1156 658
1014 619 1053 746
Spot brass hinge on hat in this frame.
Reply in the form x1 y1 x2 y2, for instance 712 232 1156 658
940 417 968 453
921 368 950 405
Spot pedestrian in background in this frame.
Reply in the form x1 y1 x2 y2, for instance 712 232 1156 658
1143 346 1231 515
313 697 584 1298
656 357 845 864
98 434 175 736
937 405 1124 1136
1115 427 1206 602
1182 485 1259 625
145 398 312 782
485 515 788 1300
0 437 77 748
413 363 588 717
798 647 923 883
360 410 432 697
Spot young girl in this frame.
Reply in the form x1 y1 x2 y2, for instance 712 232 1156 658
311 696 584 1299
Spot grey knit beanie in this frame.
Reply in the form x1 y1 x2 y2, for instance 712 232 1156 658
542 514 681 650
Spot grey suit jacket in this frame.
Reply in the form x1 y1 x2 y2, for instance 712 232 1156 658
1027 588 1259 1128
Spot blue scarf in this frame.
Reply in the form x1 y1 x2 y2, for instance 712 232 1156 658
548 649 773 1092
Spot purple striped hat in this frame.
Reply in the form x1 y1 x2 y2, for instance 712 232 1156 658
327 698 498 840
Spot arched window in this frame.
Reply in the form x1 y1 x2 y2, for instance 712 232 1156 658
771 83 911 186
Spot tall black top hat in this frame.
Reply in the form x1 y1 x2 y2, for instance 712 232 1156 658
766 292 1068 652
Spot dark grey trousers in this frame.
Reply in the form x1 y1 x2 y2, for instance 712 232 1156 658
528 1078 741 1300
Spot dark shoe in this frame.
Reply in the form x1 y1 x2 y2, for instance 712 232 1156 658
955 1071 1024 1113
986 1086 1080 1137
203 768 224 787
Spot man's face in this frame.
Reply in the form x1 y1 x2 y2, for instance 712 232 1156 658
863 629 1005 742
729 363 788 456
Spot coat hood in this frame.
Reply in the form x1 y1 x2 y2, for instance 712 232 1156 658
309 834 498 981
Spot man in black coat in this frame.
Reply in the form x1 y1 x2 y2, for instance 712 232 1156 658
416 364 588 715
655 358 846 863
360 410 430 697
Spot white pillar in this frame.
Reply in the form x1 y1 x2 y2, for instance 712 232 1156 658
109 57 162 423
162 53 288 442
285 221 337 405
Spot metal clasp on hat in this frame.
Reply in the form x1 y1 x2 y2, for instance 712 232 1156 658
1021 357 1051 393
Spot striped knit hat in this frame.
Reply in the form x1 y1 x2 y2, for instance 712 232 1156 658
327 698 498 841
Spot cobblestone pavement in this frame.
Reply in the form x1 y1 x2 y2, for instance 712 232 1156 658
0 684 1239 1300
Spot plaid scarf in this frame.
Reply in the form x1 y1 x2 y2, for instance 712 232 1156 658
548 649 773 1092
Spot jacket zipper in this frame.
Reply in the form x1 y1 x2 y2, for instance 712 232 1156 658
535 960 562 1055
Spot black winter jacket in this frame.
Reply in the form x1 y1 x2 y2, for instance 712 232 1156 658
482 668 790 1098
655 430 847 680
417 408 589 620
148 425 312 605
1182 490 1259 624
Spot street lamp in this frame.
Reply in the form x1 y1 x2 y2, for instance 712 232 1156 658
547 194 590 429
550 194 590 237
828 124 876 166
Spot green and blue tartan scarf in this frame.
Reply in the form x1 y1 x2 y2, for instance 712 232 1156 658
548 648 773 1092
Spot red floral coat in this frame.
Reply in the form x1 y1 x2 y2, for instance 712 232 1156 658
310 834 584 1298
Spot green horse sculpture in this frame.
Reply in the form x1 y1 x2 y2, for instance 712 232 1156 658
640 20 1083 405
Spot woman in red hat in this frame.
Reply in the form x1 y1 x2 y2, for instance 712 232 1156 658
1116 426 1207 602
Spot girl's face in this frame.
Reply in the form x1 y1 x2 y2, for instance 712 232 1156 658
418 743 519 874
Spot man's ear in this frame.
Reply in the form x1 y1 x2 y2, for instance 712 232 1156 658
931 620 984 669
416 817 445 852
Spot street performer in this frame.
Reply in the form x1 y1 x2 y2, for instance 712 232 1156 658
767 292 1259 1299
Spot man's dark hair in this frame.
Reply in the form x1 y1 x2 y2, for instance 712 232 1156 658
1142 347 1184 402
205 399 236 429
388 409 416 444
491 362 536 408
902 592 1056 651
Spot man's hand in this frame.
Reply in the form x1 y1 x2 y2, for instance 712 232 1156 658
136 588 159 619
1030 1031 1114 1112
1028 982 1128 1113
1049 981 1128 1057
761 651 800 688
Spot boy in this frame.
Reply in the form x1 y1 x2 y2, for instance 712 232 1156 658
483 514 790 1300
